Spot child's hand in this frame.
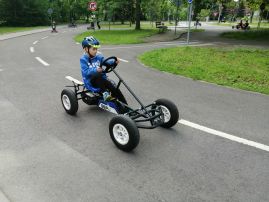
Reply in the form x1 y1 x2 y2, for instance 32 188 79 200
116 57 120 64
97 67 103 73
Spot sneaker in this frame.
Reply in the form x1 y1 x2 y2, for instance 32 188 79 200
103 91 114 101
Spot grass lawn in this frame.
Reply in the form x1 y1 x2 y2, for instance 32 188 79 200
138 47 269 95
220 29 269 40
190 28 205 32
75 29 159 45
0 26 47 35
81 21 172 29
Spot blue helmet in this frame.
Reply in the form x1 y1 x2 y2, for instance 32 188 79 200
82 36 100 49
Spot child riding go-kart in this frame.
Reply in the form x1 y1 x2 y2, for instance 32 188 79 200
61 36 179 152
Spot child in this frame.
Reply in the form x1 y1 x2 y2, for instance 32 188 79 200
80 36 127 104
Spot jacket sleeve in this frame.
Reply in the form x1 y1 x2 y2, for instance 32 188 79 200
80 58 97 78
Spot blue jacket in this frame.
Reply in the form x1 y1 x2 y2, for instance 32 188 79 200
80 53 107 91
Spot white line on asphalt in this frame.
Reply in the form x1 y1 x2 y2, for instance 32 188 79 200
41 36 49 40
178 119 269 152
33 40 38 45
35 57 50 66
62 31 67 33
76 42 80 45
30 47 35 53
118 58 129 63
0 190 10 202
0 69 3 72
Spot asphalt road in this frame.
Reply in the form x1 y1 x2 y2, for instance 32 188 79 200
0 25 269 202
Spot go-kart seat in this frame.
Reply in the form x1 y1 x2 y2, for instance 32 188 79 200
65 76 101 93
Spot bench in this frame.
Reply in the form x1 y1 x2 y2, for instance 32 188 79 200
155 21 168 33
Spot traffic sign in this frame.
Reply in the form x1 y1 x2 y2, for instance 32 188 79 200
188 0 192 3
173 0 181 7
88 2 97 11
47 8 53 15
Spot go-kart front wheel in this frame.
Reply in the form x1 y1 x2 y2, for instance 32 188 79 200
109 115 140 152
61 89 78 115
155 99 179 128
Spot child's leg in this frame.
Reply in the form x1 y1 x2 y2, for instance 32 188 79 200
91 75 127 104
90 74 107 91
103 80 128 104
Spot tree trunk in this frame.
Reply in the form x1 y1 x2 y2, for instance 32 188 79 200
135 0 141 30
250 10 254 23
217 3 222 23
257 10 262 29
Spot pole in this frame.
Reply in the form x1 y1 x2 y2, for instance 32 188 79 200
174 0 179 35
187 2 192 44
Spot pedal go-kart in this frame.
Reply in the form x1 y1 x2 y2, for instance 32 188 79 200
61 56 179 152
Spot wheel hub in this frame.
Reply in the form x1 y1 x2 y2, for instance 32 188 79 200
113 124 129 145
160 105 171 123
62 95 71 110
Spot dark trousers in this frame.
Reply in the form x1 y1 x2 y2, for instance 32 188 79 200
90 75 127 104
97 22 101 29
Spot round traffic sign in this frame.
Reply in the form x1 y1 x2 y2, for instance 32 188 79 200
188 0 192 3
88 2 97 11
47 8 53 15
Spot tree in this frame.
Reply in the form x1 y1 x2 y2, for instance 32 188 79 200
135 0 141 29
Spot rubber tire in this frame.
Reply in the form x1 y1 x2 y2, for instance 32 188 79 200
109 115 140 152
61 89 78 115
155 99 179 128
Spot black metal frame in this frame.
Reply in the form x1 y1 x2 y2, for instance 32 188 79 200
65 65 164 129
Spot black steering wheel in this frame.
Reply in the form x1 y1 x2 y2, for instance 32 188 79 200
101 56 118 73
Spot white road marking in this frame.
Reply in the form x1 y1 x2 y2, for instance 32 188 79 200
41 36 49 40
35 57 50 66
0 191 9 202
30 47 34 53
0 69 3 72
178 119 269 152
97 51 102 54
62 31 67 33
33 40 38 45
76 42 80 45
118 58 129 63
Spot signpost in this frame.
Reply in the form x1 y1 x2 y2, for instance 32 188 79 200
187 0 193 44
48 8 54 32
174 0 181 35
47 8 53 15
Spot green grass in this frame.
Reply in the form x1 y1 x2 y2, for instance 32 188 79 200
139 47 269 95
0 26 47 35
83 21 171 29
220 29 269 40
75 29 159 45
191 28 205 32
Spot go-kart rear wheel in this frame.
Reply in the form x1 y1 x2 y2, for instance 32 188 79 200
61 89 78 115
109 115 140 152
155 99 179 128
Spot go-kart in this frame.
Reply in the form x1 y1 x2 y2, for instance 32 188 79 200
61 56 179 152
232 23 250 30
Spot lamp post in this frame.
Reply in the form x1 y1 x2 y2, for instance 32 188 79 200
234 0 239 21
